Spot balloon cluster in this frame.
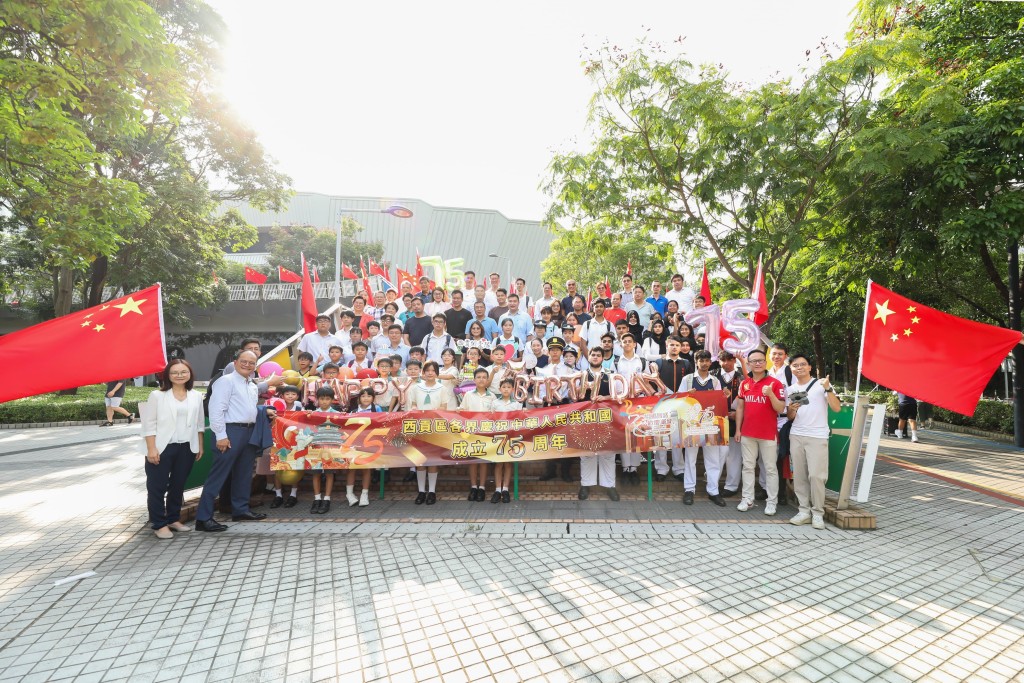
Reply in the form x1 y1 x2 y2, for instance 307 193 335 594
682 297 762 357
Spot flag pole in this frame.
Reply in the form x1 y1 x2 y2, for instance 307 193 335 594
838 278 873 510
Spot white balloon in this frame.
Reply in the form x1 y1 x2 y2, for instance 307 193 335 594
721 298 762 357
684 304 721 356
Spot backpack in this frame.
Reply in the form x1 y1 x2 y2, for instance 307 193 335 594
424 333 453 357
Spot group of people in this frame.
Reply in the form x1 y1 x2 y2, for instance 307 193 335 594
140 270 843 538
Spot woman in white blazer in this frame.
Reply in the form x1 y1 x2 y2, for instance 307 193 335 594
142 359 205 539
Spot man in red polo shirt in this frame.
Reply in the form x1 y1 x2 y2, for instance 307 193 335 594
734 348 787 516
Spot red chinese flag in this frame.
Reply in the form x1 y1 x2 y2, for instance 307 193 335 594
0 285 168 403
313 268 320 284
278 266 301 283
359 260 373 301
625 259 632 277
341 264 358 280
861 282 1021 415
369 259 388 280
751 256 769 325
415 249 424 280
244 267 267 285
300 254 317 333
397 268 415 289
700 261 713 304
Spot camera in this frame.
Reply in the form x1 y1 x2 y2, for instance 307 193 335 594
788 389 810 406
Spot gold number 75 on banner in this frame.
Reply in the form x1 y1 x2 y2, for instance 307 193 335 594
341 417 389 465
492 434 525 458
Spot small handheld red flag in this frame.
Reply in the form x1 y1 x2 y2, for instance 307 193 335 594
700 261 712 304
359 260 373 301
369 259 388 280
278 266 301 283
0 285 168 403
750 256 769 325
300 254 317 333
341 264 358 280
397 268 415 289
244 267 267 285
625 259 632 277
861 282 1021 415
313 268 320 284
415 249 424 280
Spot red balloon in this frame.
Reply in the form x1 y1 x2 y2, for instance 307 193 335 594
503 343 515 359
266 397 287 411
356 368 378 380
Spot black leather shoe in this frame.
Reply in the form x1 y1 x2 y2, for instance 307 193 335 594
655 474 666 482
709 494 727 507
414 492 426 505
721 489 738 498
468 489 476 501
425 492 436 505
195 519 227 532
283 495 298 508
270 496 284 509
491 491 501 504
319 500 330 514
755 486 768 501
578 486 590 500
675 473 686 483
310 500 323 514
403 470 417 482
231 512 267 521
502 490 511 504
683 491 694 505
607 487 620 502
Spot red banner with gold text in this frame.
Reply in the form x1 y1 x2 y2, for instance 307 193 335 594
270 392 728 470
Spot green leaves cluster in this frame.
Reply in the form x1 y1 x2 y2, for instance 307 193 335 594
0 0 291 322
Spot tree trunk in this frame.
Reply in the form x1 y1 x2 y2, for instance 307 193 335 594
87 255 109 307
1008 240 1024 447
844 328 857 387
53 267 75 318
811 322 825 378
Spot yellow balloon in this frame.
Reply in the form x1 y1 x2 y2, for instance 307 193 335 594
282 369 302 386
278 470 305 486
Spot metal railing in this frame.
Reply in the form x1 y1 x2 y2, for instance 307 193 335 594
227 278 378 302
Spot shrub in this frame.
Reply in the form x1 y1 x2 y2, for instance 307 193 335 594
0 384 154 424
932 400 1013 435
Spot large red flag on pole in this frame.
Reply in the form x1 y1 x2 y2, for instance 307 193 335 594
300 254 317 333
415 250 424 280
860 281 1021 415
0 285 168 403
278 266 301 283
750 255 769 325
396 268 415 289
359 260 373 301
341 264 358 280
700 261 712 304
244 267 267 285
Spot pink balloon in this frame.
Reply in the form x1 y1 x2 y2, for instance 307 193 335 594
266 397 287 411
258 362 283 378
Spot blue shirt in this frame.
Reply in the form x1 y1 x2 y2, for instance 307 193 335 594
465 316 499 340
208 371 259 440
646 295 668 316
499 311 534 342
381 343 411 368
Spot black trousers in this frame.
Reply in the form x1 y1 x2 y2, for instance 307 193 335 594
145 442 195 529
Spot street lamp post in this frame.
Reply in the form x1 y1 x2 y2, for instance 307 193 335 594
335 205 414 305
488 252 511 290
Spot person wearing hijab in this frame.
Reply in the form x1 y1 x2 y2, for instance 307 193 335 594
641 319 669 360
625 310 645 344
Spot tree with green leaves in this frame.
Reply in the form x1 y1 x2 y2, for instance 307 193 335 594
540 223 675 298
1 0 290 322
262 219 385 283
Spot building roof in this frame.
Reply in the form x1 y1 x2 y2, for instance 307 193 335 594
220 192 552 290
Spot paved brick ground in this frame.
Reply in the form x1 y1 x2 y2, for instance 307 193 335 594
1 423 1023 682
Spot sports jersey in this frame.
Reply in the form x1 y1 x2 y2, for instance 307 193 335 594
738 375 786 440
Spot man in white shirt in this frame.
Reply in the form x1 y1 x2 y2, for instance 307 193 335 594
625 285 657 328
538 338 576 482
665 273 696 314
514 278 534 317
483 272 501 310
421 315 456 363
763 342 792 502
714 350 744 497
615 333 647 484
297 315 344 367
472 284 492 316
534 282 557 321
678 350 728 508
786 353 841 530
578 300 614 357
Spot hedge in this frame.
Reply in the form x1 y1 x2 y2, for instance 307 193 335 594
931 400 1013 435
0 384 154 424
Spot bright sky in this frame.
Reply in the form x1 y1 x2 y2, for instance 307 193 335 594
208 1 856 222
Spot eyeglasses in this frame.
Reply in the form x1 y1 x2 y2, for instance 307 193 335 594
748 359 766 364
169 371 190 377
238 361 256 367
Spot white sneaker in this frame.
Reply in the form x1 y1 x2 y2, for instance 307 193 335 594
894 430 903 439
764 502 777 516
789 511 811 526
346 493 358 507
911 433 919 443
737 499 753 512
359 490 370 507
812 514 825 530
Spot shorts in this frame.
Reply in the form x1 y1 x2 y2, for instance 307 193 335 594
898 403 918 421
104 397 123 408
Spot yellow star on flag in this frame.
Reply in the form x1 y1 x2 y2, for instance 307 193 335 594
874 299 894 325
94 324 105 332
890 334 898 342
907 306 917 313
84 313 93 319
100 304 110 310
80 321 91 327
113 296 146 317
911 316 920 324
903 328 912 337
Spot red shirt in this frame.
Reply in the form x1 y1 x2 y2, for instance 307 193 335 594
604 308 627 325
738 375 786 440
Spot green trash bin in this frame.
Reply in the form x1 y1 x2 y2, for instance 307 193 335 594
827 406 854 492
183 423 217 491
